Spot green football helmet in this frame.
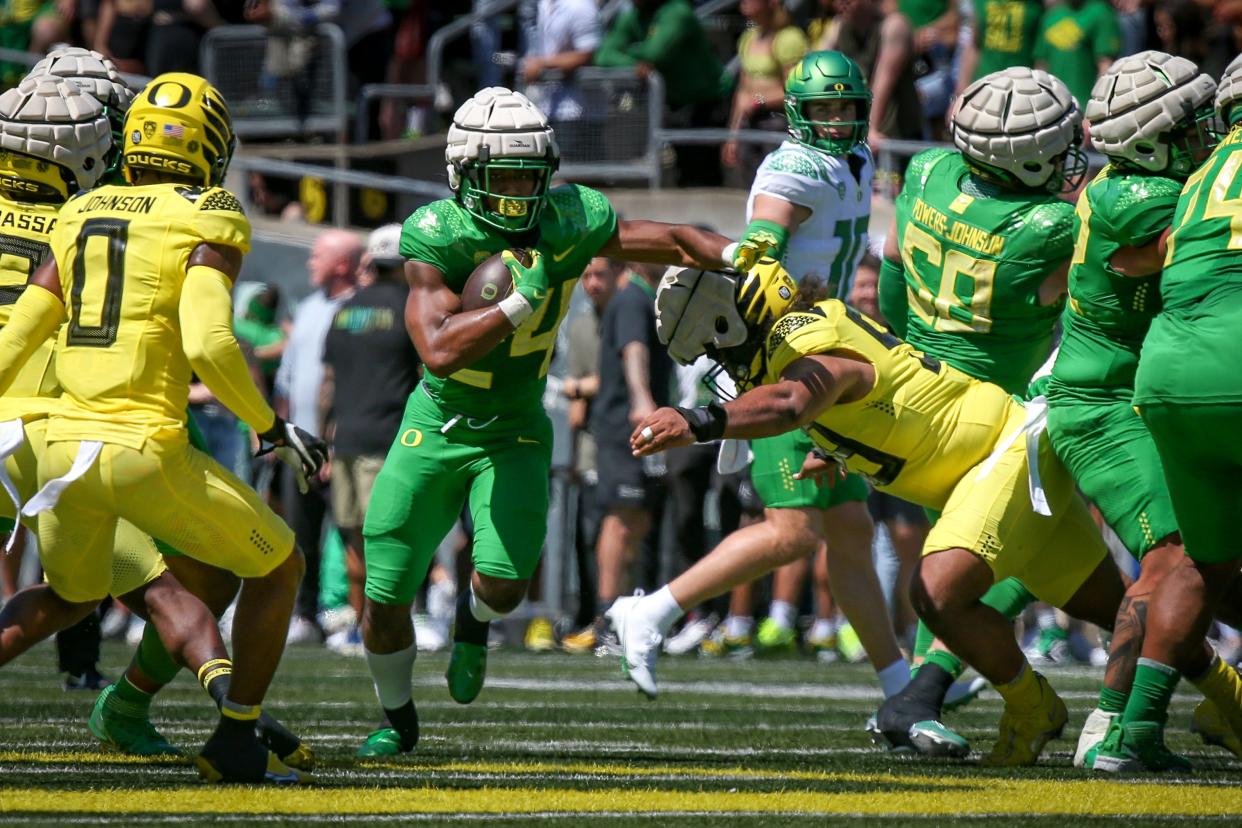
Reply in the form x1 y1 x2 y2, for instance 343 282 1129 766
784 51 871 155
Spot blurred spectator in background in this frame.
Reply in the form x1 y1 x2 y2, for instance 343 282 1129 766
235 283 287 499
276 229 361 644
899 0 959 138
955 0 1044 97
1151 0 1210 68
320 224 420 656
146 0 225 75
567 261 671 654
379 0 430 139
1 0 73 86
1035 0 1121 107
723 0 808 181
561 257 621 643
596 0 732 186
826 0 924 147
521 0 602 160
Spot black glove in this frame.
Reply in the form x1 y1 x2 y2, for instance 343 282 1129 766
257 417 329 494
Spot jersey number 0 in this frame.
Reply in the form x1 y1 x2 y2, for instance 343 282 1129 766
66 218 128 348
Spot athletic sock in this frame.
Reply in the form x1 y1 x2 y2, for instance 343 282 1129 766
912 620 935 666
809 617 837 642
645 586 684 636
725 615 754 639
365 643 417 710
197 658 234 707
768 600 797 631
877 658 912 699
924 649 966 681
107 676 154 716
980 578 1036 620
1190 654 1242 726
454 588 491 646
382 699 420 750
135 623 183 686
995 662 1041 711
1098 685 1128 715
1120 659 1180 727
903 661 954 714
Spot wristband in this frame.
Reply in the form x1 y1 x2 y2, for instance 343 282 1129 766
498 291 534 326
721 242 739 269
811 447 834 464
675 402 728 443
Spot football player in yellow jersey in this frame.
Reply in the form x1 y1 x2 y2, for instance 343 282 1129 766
0 72 327 784
615 260 1126 765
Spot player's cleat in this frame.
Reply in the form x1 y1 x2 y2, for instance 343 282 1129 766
805 623 839 663
356 727 410 758
88 685 179 756
943 676 988 712
561 623 599 655
837 622 867 663
196 747 307 784
446 642 488 704
1074 707 1117 768
1088 718 1192 772
873 674 970 757
256 710 315 771
699 626 753 659
607 592 661 699
664 613 717 656
755 618 797 654
64 667 112 691
981 673 1067 766
524 617 556 652
1023 626 1072 666
1192 698 1242 758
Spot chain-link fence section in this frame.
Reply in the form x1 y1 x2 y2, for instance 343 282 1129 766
200 24 347 139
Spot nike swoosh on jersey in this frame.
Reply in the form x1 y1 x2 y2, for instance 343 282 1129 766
552 247 575 262
517 436 541 445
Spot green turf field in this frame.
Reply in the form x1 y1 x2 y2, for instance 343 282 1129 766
1 640 1240 826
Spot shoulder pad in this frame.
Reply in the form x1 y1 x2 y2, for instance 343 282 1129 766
906 148 956 186
199 188 244 214
766 146 828 179
176 185 207 204
766 311 821 356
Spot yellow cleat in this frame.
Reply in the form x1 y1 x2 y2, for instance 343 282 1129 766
279 742 316 771
1192 698 1242 758
561 624 597 655
195 748 310 784
982 672 1068 767
524 617 556 652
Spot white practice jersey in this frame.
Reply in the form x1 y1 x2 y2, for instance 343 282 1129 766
745 140 873 298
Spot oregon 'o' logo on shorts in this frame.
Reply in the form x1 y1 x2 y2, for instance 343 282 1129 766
400 428 423 447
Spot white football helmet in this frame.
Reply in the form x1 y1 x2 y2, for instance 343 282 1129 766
0 76 111 200
1086 51 1217 178
1217 53 1242 128
29 46 134 120
445 87 558 233
952 67 1086 192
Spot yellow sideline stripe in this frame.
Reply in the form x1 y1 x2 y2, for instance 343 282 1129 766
1 781 1241 816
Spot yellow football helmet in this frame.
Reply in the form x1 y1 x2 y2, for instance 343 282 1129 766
122 72 235 186
725 258 798 389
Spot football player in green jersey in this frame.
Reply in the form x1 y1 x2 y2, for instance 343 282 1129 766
356 87 737 758
1045 51 1242 772
1113 54 1242 771
873 66 1088 758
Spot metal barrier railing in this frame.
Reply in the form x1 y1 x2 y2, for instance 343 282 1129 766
519 67 665 188
200 23 347 140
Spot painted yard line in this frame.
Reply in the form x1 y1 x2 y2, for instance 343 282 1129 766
4 779 1242 816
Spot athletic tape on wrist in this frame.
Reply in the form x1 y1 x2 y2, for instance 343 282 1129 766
675 402 728 443
498 291 534 326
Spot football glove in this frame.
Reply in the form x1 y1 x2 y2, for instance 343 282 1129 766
502 249 549 311
257 418 329 494
732 220 789 271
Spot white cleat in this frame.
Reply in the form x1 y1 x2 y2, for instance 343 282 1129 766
606 592 662 700
1074 707 1117 768
664 613 717 656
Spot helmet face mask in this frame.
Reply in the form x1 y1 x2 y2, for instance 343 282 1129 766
784 51 871 155
456 153 555 234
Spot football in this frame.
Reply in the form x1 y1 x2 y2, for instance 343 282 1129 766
461 249 529 310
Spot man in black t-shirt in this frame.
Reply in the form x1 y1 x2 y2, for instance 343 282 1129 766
321 224 421 651
583 262 672 650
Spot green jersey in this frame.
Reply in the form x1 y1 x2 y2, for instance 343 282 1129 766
401 184 618 418
1161 125 1242 311
973 0 1044 80
1047 167 1178 403
1034 0 1121 107
894 149 1073 394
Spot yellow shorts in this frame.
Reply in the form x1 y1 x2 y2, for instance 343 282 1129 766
38 436 293 603
2 419 167 599
924 428 1107 607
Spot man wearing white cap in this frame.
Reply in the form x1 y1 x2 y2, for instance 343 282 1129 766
320 224 421 654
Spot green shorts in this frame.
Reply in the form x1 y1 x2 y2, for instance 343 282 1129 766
1047 399 1177 559
363 388 554 605
750 429 869 511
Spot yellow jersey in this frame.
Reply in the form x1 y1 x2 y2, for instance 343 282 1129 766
763 300 1025 509
47 183 250 449
0 196 61 421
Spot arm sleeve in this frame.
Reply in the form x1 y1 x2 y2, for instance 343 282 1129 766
878 257 910 338
0 285 65 398
179 264 277 433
